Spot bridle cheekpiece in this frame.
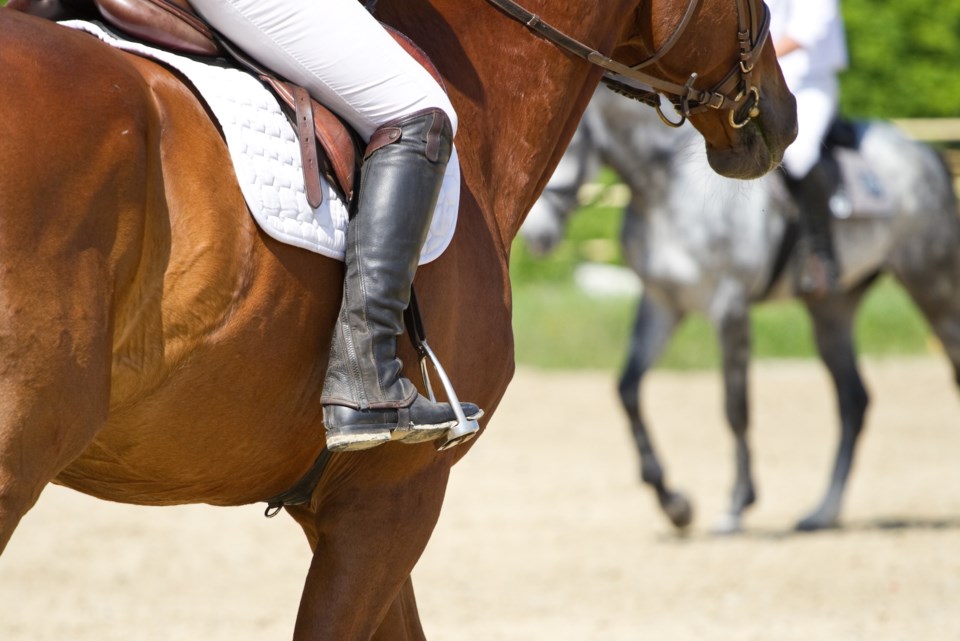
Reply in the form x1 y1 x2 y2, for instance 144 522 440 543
485 0 771 129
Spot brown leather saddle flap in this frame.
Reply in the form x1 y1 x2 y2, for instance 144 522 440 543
95 0 221 56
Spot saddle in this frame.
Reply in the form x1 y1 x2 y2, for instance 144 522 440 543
824 117 894 220
7 0 442 210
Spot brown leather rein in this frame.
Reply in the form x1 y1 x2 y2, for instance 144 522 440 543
484 0 771 129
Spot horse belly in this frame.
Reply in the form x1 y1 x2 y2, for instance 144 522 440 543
63 238 343 506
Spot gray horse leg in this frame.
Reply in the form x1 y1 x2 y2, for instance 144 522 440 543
618 293 692 529
892 233 960 390
710 296 755 534
797 280 873 531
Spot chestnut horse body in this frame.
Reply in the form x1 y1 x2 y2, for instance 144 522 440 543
0 0 795 637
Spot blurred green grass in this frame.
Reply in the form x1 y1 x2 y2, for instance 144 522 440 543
510 197 936 371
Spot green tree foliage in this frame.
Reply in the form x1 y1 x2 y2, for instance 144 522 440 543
840 0 960 118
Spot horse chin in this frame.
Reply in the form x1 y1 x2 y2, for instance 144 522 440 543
705 137 776 180
704 117 793 180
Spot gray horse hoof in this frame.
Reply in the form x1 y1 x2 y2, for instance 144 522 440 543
795 510 839 532
710 512 743 535
661 491 694 529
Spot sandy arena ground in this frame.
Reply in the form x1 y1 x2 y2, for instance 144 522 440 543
2 357 959 640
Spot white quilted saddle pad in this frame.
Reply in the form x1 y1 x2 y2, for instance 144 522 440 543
60 20 460 265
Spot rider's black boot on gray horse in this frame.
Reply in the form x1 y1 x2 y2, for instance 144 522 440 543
321 108 481 452
783 152 842 297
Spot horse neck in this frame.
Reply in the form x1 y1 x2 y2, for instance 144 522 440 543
378 0 636 257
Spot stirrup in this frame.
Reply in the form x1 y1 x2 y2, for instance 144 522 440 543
323 394 481 452
415 339 481 450
404 289 482 450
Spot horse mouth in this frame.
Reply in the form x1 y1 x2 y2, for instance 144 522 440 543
705 134 776 179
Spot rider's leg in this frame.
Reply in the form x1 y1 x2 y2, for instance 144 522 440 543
321 108 480 451
783 152 842 296
188 0 457 140
780 80 842 297
188 0 480 450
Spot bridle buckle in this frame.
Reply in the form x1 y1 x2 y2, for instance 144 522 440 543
729 86 761 129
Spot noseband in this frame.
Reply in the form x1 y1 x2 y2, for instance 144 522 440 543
485 0 770 129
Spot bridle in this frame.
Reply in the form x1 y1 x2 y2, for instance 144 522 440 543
485 0 771 129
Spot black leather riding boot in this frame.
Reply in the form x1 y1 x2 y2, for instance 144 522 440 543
321 108 481 452
783 153 842 297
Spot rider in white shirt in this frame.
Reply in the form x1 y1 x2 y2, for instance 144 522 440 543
187 0 480 451
767 0 849 295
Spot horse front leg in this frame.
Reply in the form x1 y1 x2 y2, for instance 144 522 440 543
618 294 691 529
287 446 450 640
0 26 153 553
371 577 427 641
0 267 113 553
710 285 754 534
797 283 871 531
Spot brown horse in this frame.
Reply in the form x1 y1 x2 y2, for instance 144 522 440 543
0 0 796 638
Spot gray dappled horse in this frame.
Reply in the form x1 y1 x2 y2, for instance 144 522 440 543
523 89 960 532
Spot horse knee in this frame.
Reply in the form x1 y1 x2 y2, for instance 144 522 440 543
725 395 749 436
618 371 640 416
841 376 869 433
853 382 869 416
639 453 664 486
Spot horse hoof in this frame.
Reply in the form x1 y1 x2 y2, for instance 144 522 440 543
795 512 838 532
710 512 743 535
662 492 694 529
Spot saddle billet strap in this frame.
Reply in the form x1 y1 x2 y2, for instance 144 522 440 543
261 77 359 205
217 36 359 205
293 86 324 208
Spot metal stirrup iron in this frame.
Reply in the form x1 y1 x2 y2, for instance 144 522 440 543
405 290 480 450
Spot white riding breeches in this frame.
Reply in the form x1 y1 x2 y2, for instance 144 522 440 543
188 0 457 142
781 75 839 179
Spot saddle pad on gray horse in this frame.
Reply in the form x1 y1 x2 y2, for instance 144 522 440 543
830 145 896 220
